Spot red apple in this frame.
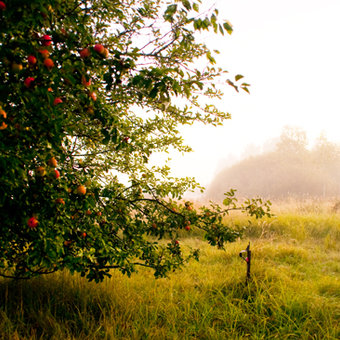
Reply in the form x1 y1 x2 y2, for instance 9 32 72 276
41 34 52 46
86 209 92 216
89 91 97 101
55 198 65 205
0 1 6 10
101 48 109 58
43 58 54 69
38 49 50 58
185 225 191 231
28 217 38 229
81 232 87 238
79 48 90 58
76 185 86 195
0 122 7 130
0 109 6 119
27 55 37 65
24 77 35 88
53 97 63 106
36 166 46 177
96 211 102 216
64 240 72 247
54 169 60 179
94 44 105 54
81 75 91 87
48 157 58 167
185 202 193 211
0 109 7 129
174 240 179 245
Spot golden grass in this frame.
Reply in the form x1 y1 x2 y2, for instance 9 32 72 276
1 200 339 339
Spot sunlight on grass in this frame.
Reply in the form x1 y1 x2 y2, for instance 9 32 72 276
1 201 339 339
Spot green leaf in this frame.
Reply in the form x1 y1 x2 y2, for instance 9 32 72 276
219 24 224 35
164 4 177 21
223 21 233 35
182 0 191 11
241 86 250 94
193 3 199 12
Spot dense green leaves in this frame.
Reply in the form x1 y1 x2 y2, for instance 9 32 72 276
0 0 270 282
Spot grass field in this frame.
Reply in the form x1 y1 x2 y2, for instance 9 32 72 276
1 201 339 339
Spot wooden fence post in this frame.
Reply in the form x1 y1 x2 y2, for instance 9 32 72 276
239 242 251 282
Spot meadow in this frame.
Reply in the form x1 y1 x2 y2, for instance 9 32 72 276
1 199 339 339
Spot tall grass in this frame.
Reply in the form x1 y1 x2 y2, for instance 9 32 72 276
1 200 339 339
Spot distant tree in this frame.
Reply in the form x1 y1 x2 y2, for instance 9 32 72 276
275 126 308 156
207 128 340 199
0 0 270 282
311 134 340 196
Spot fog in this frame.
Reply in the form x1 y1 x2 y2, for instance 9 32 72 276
206 127 340 200
158 0 340 193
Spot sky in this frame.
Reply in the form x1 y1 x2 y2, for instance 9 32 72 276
160 0 340 189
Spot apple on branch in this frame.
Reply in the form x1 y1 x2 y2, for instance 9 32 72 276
89 92 97 101
48 157 58 168
41 34 52 46
54 169 60 179
64 240 72 247
79 48 90 58
101 48 109 58
53 97 63 106
24 77 35 88
55 198 65 205
81 75 91 87
35 166 46 177
27 216 38 229
0 109 8 130
94 44 105 54
39 49 50 59
0 109 7 119
27 55 37 65
43 58 54 69
76 185 86 195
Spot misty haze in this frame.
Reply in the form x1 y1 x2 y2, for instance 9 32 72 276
207 126 340 200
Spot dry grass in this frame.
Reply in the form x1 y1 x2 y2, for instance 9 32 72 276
0 199 339 339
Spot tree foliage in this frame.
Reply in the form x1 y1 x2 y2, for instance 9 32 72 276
0 0 270 282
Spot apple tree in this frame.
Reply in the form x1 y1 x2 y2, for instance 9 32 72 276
0 0 271 282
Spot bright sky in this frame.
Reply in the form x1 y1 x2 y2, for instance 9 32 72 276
164 0 340 188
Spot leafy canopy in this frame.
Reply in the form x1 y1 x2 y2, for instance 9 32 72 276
0 0 269 282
